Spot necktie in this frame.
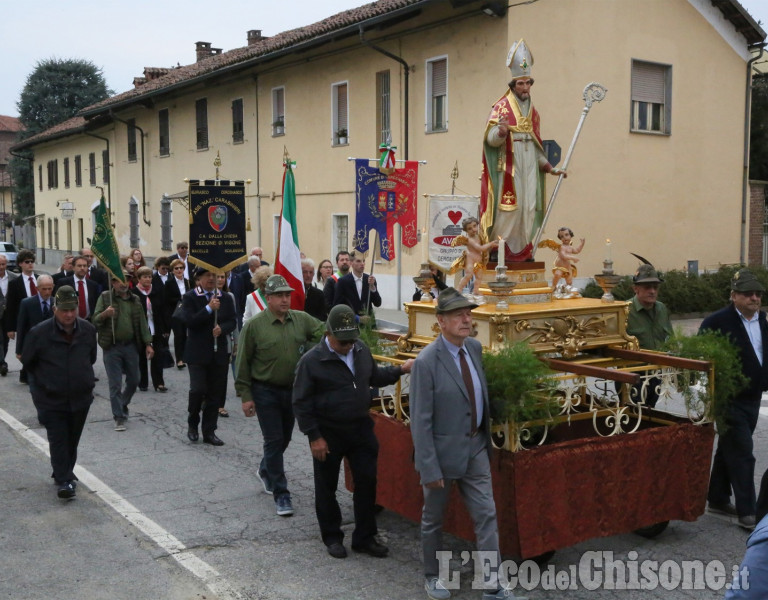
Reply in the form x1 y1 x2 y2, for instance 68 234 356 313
29 276 37 296
77 280 87 318
42 300 50 319
459 348 478 436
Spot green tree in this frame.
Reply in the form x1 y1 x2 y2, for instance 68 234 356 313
750 72 768 181
11 58 112 217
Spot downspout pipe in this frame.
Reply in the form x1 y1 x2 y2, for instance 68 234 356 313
741 42 766 264
359 25 410 309
110 112 150 226
253 74 261 246
84 132 112 214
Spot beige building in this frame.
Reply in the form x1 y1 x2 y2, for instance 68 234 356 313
13 0 766 308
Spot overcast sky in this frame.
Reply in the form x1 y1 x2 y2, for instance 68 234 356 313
1 0 767 118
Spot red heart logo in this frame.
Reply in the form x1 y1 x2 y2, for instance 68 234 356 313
448 210 462 224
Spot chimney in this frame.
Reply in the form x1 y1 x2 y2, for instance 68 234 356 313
133 77 147 88
195 41 222 62
248 29 268 46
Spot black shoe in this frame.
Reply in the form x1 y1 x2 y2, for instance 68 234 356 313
352 538 388 558
187 428 199 442
203 434 224 446
139 386 148 392
327 542 347 559
19 373 28 384
0 362 7 376
57 481 76 500
154 385 168 393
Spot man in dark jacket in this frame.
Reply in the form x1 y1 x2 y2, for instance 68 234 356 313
332 252 381 319
20 286 98 500
700 269 768 531
182 267 236 446
293 304 413 559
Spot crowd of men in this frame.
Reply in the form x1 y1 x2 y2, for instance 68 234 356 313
6 238 768 598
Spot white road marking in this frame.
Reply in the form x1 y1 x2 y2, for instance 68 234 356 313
0 407 243 600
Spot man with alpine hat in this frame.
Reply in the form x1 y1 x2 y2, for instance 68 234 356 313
236 274 324 517
701 268 768 531
625 263 673 408
293 304 413 559
410 287 522 600
20 286 98 500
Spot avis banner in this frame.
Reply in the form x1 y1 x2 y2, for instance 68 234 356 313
427 195 480 273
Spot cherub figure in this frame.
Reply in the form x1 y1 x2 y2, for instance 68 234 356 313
538 226 585 298
449 216 499 299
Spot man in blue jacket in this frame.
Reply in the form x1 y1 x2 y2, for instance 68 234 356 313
293 304 412 559
700 269 768 531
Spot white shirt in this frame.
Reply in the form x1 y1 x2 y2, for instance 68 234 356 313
0 272 8 297
354 275 363 299
23 274 37 297
325 336 355 375
73 276 89 316
737 310 764 366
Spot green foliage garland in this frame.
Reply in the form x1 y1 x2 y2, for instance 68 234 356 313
661 329 748 433
481 342 558 424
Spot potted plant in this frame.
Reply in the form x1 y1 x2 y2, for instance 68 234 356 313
336 127 348 144
272 117 284 135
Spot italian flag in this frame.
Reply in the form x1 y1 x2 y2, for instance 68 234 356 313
274 160 305 310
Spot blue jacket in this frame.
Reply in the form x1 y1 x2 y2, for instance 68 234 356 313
725 514 768 599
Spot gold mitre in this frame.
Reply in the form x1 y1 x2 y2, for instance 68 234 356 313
506 39 533 81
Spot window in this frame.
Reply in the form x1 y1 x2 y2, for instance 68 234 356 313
161 195 172 251
426 57 448 132
127 119 137 162
196 98 208 150
88 153 96 186
38 165 42 191
332 214 349 260
273 214 281 257
129 196 139 248
332 82 348 145
102 149 110 184
46 160 58 189
231 98 244 143
159 109 170 156
54 218 59 249
74 155 82 186
630 60 671 134
47 218 52 247
272 87 285 136
376 71 391 145
64 157 70 188
78 218 84 250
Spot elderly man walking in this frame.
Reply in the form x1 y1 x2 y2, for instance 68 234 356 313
700 269 768 531
93 276 153 432
293 304 413 558
20 286 97 500
236 274 324 517
410 288 524 600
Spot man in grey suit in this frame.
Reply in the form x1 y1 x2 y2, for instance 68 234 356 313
410 288 521 600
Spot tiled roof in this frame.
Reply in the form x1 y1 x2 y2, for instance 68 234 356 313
13 116 87 148
81 0 425 115
0 115 23 133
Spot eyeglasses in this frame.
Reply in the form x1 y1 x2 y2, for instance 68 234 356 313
739 291 763 298
173 266 185 270
337 339 355 347
22 260 34 264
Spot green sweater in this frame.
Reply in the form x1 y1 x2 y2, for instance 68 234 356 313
93 290 152 350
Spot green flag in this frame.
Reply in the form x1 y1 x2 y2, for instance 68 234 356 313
90 195 125 283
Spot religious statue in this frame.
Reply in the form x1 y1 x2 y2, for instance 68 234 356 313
538 226 585 298
479 39 565 262
449 216 499 301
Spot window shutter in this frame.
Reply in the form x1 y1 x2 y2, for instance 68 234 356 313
276 89 285 118
631 62 664 103
432 59 447 97
337 84 348 130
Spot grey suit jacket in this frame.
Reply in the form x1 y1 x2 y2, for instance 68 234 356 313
410 334 492 485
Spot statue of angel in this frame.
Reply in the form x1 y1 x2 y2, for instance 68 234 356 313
537 226 585 298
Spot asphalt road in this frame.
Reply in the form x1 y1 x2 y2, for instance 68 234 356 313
0 318 765 600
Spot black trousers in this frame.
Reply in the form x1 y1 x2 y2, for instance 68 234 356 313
37 406 90 484
172 321 187 364
138 332 167 389
313 418 379 548
708 397 761 517
187 362 228 435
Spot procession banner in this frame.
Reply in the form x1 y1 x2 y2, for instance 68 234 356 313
353 159 418 261
188 181 247 273
90 194 125 283
427 195 480 273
